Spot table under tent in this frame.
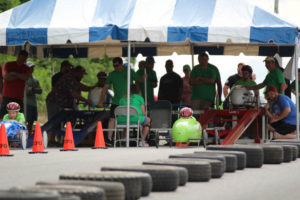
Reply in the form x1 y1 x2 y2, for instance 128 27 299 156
0 0 299 147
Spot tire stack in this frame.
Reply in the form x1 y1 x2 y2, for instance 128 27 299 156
1 141 300 200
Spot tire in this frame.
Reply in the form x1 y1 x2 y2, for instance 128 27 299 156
60 195 80 200
20 131 27 150
169 153 230 172
197 150 246 170
37 180 125 200
142 159 211 182
60 171 143 200
259 145 283 164
192 152 238 172
169 157 224 178
0 189 60 200
264 143 294 163
19 185 105 200
43 131 48 149
207 145 264 168
270 141 300 158
101 165 183 191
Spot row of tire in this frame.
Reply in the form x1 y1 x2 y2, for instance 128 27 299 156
1 139 300 200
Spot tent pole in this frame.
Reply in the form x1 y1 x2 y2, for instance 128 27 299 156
191 43 194 67
295 38 299 139
144 67 148 117
126 41 131 147
50 48 54 76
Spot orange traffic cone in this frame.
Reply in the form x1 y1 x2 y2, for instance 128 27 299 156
60 122 78 151
0 124 13 156
92 121 107 149
29 122 48 154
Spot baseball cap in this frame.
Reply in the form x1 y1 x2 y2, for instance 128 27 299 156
263 56 275 62
97 71 107 79
26 61 35 67
266 86 277 93
183 64 191 71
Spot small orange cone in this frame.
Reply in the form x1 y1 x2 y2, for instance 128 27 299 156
0 124 13 156
60 122 78 151
92 121 107 149
29 122 47 154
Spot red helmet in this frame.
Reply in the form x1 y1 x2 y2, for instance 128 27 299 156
180 107 193 118
6 102 20 111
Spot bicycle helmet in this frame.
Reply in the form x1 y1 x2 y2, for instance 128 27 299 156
179 107 193 118
6 102 20 111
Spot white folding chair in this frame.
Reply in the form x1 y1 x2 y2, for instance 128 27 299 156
114 106 141 147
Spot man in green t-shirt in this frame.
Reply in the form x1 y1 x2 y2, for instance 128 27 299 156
136 56 158 105
190 52 222 110
246 56 286 94
98 57 138 146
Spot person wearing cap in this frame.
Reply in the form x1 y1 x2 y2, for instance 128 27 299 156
223 63 244 98
93 71 113 106
190 52 222 110
158 59 183 104
265 86 298 139
136 56 158 105
0 50 31 120
291 68 300 111
97 57 139 146
234 65 258 96
51 60 73 87
246 56 286 94
25 61 43 134
181 64 192 106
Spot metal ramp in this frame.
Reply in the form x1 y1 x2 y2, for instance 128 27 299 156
198 109 262 145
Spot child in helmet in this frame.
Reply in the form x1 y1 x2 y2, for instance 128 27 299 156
3 102 25 124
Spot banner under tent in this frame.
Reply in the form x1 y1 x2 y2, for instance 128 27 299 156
0 0 299 145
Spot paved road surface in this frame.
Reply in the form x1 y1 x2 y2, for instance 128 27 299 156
1 147 300 200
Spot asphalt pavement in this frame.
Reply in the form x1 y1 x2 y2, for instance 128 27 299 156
1 147 300 200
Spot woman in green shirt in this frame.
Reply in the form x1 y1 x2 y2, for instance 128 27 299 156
118 84 151 147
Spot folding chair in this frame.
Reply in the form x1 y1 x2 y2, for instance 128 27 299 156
114 106 141 147
149 100 172 148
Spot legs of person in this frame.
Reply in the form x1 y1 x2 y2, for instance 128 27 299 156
26 105 37 135
46 101 61 144
107 118 115 140
273 131 297 139
141 117 151 141
106 104 118 146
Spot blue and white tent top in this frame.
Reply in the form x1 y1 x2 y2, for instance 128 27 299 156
0 0 298 47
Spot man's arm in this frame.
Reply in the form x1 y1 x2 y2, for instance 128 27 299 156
279 82 287 94
79 82 96 91
223 85 230 98
97 84 109 107
216 80 222 104
71 91 91 106
14 72 31 81
246 83 265 91
271 107 291 123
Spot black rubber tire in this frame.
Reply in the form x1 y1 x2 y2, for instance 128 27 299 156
196 150 246 170
60 171 143 200
264 143 294 162
270 141 300 158
60 195 80 200
37 180 125 200
0 189 60 200
20 185 105 200
169 153 230 172
259 145 283 164
191 152 237 172
207 145 264 168
142 159 211 182
101 165 183 191
169 157 224 178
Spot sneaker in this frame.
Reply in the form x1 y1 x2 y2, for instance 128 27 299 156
105 139 114 147
139 141 149 147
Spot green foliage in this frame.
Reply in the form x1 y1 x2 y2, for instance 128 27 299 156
0 0 23 13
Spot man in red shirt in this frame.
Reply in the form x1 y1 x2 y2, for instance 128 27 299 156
0 50 31 119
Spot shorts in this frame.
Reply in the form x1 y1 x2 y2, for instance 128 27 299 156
270 120 296 135
141 117 147 126
110 104 118 118
26 105 38 122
